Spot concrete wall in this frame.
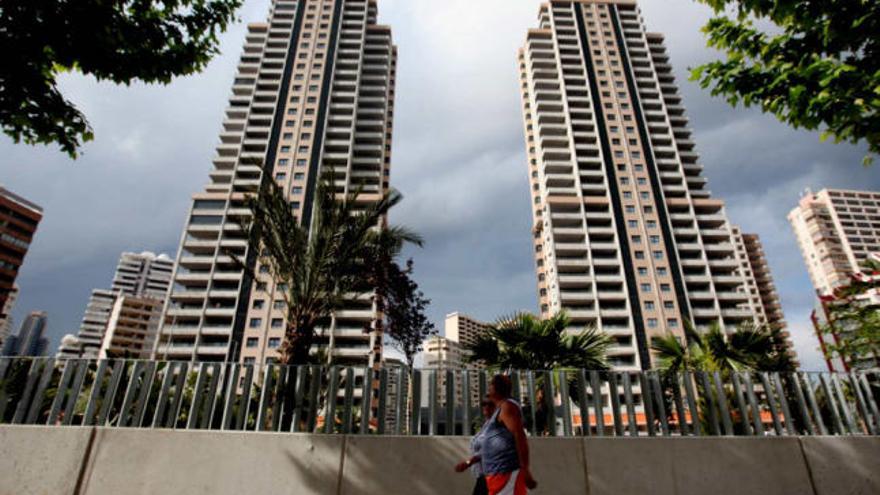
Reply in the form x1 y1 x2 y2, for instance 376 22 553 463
1 426 877 495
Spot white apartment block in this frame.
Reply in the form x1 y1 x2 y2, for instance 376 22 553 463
424 335 466 370
789 188 880 296
155 0 397 367
444 312 491 351
72 252 173 358
518 0 759 371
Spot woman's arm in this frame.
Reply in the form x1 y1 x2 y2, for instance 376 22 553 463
454 455 481 473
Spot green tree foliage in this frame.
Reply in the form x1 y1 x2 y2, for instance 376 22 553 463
817 259 880 368
691 0 880 164
466 311 612 371
0 0 242 157
383 260 437 369
650 320 788 373
233 179 421 365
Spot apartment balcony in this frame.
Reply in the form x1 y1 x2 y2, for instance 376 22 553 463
558 275 592 288
335 309 375 320
721 308 753 319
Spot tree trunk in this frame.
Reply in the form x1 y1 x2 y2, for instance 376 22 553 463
284 319 315 365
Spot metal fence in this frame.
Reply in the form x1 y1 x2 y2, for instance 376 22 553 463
0 357 878 437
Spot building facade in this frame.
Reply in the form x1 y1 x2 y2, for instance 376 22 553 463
0 284 17 347
1 311 48 357
518 0 758 371
788 188 880 296
68 252 173 358
156 0 398 368
0 186 42 328
444 312 491 352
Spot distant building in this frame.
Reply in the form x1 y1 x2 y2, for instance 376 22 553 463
0 186 42 331
423 313 491 406
731 227 797 364
444 313 491 352
68 251 173 358
55 334 83 360
788 188 880 296
0 284 17 346
424 336 466 370
2 311 48 357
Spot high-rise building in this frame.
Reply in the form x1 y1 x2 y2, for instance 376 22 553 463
1 311 48 357
788 188 880 296
72 252 173 358
517 0 759 371
0 186 42 324
444 312 490 351
0 284 17 346
424 335 466 370
100 295 165 359
156 0 398 367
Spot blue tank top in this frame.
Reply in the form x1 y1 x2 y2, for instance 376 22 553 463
480 399 521 475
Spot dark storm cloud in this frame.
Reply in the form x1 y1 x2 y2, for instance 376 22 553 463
1 0 874 369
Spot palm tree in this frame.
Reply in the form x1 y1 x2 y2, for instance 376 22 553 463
466 311 612 371
233 178 421 365
650 320 776 373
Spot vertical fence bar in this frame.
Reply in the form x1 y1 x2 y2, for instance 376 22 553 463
683 372 701 436
427 370 437 436
256 365 275 432
187 363 209 430
445 370 455 436
758 372 783 435
342 367 355 434
608 372 623 437
669 373 688 436
377 368 388 435
559 370 573 437
819 374 844 434
847 372 873 435
712 371 732 436
360 367 372 435
235 364 254 431
410 369 422 435
527 371 539 436
730 373 751 435
698 371 720 436
83 360 109 426
169 362 191 430
639 373 655 437
830 374 857 434
622 372 638 437
591 371 605 437
801 373 827 436
789 373 814 436
306 366 321 433
132 361 158 428
220 364 240 431
394 368 405 435
117 361 145 427
47 360 76 425
98 360 127 427
291 366 309 433
543 371 556 436
12 359 45 424
576 370 590 437
770 372 795 436
201 363 221 430
858 373 880 434
62 360 89 426
324 367 339 434
651 372 669 436
511 372 521 404
461 371 472 436
153 362 176 428
25 358 56 425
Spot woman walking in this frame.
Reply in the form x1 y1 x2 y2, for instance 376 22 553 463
482 374 536 495
454 397 496 495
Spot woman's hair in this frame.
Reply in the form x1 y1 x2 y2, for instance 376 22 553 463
490 374 512 398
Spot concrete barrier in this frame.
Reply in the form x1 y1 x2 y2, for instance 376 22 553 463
0 426 93 495
801 437 880 495
0 426 878 495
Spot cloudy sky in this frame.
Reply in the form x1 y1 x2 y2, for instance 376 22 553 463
2 0 876 370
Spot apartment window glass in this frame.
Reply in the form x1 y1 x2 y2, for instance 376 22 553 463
246 338 258 348
249 318 262 328
268 338 281 348
641 283 651 293
253 300 265 309
271 318 283 328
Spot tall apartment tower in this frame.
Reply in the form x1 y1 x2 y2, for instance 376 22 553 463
0 186 42 326
156 0 397 366
444 312 491 351
1 311 48 357
788 188 880 296
518 0 757 370
74 252 173 357
0 285 18 346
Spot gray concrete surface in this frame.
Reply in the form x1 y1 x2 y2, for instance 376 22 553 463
0 426 93 495
0 425 878 495
801 436 880 495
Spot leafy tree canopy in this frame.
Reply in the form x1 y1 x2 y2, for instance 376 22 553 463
691 0 879 164
0 0 242 157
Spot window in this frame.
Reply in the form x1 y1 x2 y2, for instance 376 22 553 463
271 318 283 328
641 283 652 293
296 159 307 167
259 264 270 273
244 357 256 365
664 301 675 310
256 282 267 291
660 284 671 292
625 205 636 214
246 338 258 348
638 267 648 276
632 235 642 244
648 318 658 328
294 173 305 181
657 267 667 276
653 251 663 260
667 319 679 328
275 172 287 181
279 159 289 166
645 301 655 310
628 220 638 228
253 300 265 309
274 300 285 310
650 235 660 245
268 338 281 348
635 251 645 260
292 186 303 195
249 318 262 328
